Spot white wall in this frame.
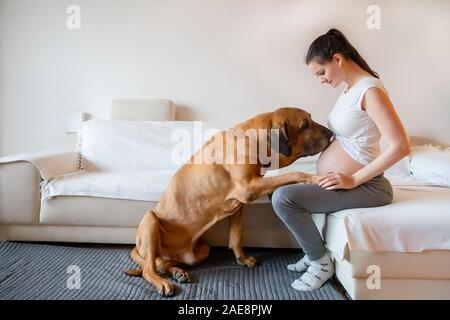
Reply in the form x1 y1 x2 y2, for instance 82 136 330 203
1 0 450 155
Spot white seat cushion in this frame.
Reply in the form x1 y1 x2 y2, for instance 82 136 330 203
325 184 450 260
341 185 450 253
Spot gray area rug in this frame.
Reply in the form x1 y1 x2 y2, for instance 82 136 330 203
0 241 347 300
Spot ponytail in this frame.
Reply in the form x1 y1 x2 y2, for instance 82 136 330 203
305 28 379 79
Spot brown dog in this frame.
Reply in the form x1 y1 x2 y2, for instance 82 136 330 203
125 107 333 296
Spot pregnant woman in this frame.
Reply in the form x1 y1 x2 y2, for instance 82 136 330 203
270 29 411 291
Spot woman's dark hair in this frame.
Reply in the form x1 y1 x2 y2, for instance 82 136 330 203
305 28 379 79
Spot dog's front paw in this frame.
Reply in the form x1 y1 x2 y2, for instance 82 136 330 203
157 278 175 297
297 172 320 184
236 256 258 267
306 174 321 184
295 172 316 184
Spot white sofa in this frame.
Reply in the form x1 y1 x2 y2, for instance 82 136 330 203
1 99 449 300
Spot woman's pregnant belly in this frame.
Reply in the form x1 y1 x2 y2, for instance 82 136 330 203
316 139 365 176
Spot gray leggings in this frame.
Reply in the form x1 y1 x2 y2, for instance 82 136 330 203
269 174 393 261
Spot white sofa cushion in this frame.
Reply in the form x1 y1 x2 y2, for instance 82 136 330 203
78 120 216 172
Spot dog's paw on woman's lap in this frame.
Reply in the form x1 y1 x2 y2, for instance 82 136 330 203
294 172 319 184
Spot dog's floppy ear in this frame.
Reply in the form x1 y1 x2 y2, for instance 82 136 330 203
271 121 292 157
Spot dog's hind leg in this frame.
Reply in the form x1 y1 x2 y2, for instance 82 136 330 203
133 210 175 296
126 255 190 284
125 248 189 283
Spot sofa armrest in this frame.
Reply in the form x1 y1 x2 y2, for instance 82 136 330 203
0 149 80 181
0 161 41 224
0 149 79 225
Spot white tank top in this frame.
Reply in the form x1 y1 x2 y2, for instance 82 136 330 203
327 77 388 165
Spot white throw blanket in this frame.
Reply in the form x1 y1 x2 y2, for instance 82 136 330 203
40 169 175 202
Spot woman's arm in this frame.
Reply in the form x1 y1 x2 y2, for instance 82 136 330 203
352 87 411 185
318 87 411 190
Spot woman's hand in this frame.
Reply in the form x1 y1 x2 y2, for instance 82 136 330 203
317 172 358 190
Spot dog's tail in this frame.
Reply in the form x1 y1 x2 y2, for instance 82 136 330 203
124 247 144 277
124 268 143 276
